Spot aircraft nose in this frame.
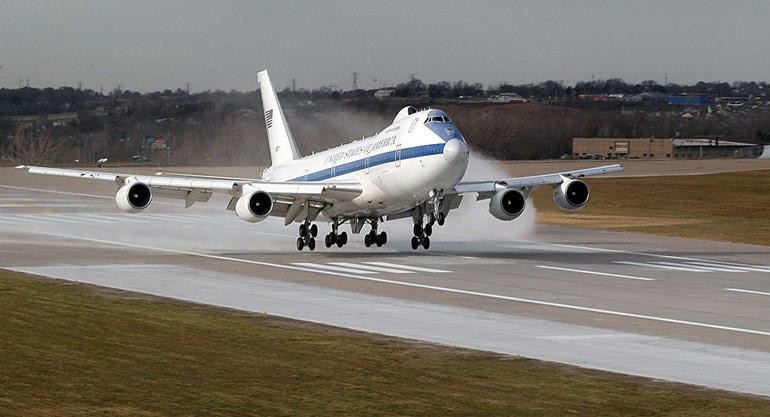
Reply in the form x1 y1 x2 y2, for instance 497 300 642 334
443 138 469 166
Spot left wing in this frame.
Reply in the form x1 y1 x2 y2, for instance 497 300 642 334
451 164 623 197
17 165 362 224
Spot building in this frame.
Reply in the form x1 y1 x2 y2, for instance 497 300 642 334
572 137 760 159
572 138 673 159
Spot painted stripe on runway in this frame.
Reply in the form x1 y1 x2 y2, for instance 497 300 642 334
328 262 414 274
692 260 770 273
725 288 770 297
26 231 770 337
651 262 716 272
524 240 770 272
683 262 748 273
614 261 709 272
536 265 655 281
292 262 378 274
54 214 116 224
364 261 451 273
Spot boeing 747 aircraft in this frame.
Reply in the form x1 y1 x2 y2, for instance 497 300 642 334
18 70 622 251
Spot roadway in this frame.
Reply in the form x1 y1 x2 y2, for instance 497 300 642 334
1 166 769 396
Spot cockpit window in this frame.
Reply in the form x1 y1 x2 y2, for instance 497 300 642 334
424 116 452 124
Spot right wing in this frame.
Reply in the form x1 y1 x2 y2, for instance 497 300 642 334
17 165 362 224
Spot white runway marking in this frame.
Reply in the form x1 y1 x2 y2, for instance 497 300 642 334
683 262 748 273
292 262 378 274
725 288 770 297
364 261 451 273
536 265 655 281
328 262 415 274
614 261 709 272
21 231 770 337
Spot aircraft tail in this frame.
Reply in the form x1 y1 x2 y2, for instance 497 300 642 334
257 70 300 167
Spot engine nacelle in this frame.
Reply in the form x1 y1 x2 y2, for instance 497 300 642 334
115 182 152 213
488 188 526 221
553 178 590 212
235 189 273 223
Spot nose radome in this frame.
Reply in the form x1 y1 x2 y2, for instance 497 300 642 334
443 138 469 166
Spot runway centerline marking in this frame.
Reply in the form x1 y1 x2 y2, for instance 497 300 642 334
725 288 770 297
21 231 770 338
328 262 414 274
536 265 655 281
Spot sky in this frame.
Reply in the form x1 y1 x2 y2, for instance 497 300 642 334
1 0 769 92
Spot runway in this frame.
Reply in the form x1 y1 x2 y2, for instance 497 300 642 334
2 168 770 396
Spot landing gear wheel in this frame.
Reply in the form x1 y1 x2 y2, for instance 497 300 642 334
378 231 387 246
437 212 446 226
310 224 318 238
413 223 423 236
427 212 436 226
364 234 372 247
307 237 316 251
325 233 333 248
411 236 419 250
338 232 348 246
296 237 305 251
299 223 308 237
424 223 433 236
421 236 430 249
374 232 383 247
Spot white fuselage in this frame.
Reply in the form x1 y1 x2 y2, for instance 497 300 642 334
262 108 469 219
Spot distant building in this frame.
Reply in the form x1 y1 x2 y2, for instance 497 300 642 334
572 137 760 159
488 93 528 103
667 95 711 106
374 89 395 99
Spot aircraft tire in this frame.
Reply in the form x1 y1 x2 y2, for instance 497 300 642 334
308 237 316 251
364 234 372 247
413 223 423 236
299 224 308 237
310 224 318 237
296 237 304 251
379 231 387 245
411 236 419 250
339 232 348 246
424 223 432 236
324 234 333 248
422 236 430 250
437 213 445 226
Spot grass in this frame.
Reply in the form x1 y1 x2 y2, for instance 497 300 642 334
532 169 770 246
1 270 769 416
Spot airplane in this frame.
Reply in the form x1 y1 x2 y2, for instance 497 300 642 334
17 69 622 251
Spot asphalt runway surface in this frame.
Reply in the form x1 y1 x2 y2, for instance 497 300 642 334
2 167 770 396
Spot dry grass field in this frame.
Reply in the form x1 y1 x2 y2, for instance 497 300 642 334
2 270 769 416
532 169 770 246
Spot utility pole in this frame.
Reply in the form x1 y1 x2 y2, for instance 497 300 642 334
185 82 190 94
353 72 358 90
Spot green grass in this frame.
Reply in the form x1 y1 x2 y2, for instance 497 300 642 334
1 270 769 416
533 169 770 245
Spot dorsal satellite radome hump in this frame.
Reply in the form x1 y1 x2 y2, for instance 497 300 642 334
257 70 301 168
393 106 417 123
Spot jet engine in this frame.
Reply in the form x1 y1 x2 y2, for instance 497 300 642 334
115 182 152 213
488 188 526 221
235 189 273 223
553 178 589 212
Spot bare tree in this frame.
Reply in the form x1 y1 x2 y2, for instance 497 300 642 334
3 125 71 165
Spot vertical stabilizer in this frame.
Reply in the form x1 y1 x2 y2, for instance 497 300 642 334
258 70 301 167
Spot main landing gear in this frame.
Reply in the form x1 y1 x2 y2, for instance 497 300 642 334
324 217 348 248
363 218 387 248
296 221 318 251
410 209 446 251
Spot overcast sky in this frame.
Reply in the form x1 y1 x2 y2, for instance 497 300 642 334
1 0 769 92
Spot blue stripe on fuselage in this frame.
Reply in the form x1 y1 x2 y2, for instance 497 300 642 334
290 143 445 182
